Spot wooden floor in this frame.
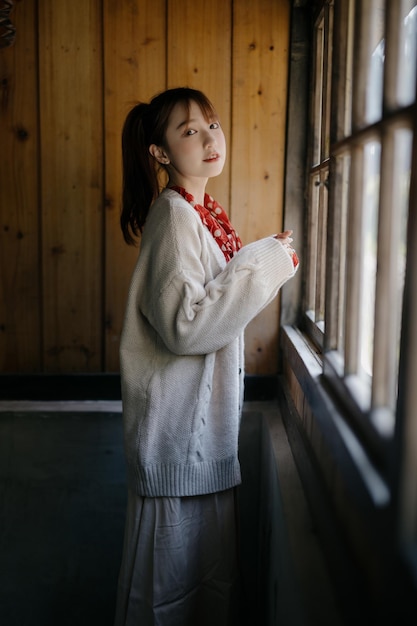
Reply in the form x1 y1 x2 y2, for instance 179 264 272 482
0 400 342 626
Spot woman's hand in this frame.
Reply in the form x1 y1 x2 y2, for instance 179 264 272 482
274 230 299 268
275 229 293 245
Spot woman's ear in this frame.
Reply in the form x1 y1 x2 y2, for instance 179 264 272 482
149 144 170 165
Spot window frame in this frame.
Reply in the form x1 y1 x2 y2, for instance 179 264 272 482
281 0 417 595
301 0 417 470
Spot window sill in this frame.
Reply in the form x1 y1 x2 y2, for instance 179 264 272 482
280 324 390 509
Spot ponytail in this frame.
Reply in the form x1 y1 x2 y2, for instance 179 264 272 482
121 103 159 244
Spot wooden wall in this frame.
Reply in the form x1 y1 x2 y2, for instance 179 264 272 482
0 0 290 375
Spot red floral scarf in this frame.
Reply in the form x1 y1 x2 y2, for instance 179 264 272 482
170 186 242 262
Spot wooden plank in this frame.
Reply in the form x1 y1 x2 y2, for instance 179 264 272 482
103 0 166 371
1 0 292 378
0 0 41 372
231 0 290 374
38 0 103 372
167 0 232 207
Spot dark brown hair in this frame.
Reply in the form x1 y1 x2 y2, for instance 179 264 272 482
121 87 217 244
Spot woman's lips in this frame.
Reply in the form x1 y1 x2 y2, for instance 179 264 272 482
204 154 221 162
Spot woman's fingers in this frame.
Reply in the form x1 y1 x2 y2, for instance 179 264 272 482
275 229 293 241
275 230 293 245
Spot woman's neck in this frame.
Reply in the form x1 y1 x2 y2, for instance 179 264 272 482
168 177 207 207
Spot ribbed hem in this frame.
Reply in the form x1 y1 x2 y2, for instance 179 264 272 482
127 456 242 497
254 237 297 285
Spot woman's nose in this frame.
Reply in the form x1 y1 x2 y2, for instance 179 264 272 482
203 130 216 147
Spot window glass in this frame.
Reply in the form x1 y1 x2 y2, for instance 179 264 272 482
304 0 416 439
359 141 381 378
365 2 385 124
306 173 320 316
315 170 328 327
397 2 417 106
312 13 325 166
306 4 332 343
393 128 412 381
323 7 333 159
369 125 413 433
343 0 354 137
336 153 350 354
302 0 417 589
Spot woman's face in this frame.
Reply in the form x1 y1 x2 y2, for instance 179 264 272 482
156 100 226 188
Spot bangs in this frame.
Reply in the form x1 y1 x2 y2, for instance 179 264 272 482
182 92 218 123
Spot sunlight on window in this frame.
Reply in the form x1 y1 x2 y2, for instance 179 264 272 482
394 128 412 375
312 15 324 166
365 2 385 124
337 154 350 354
367 39 385 123
306 0 416 429
359 141 380 378
397 2 417 106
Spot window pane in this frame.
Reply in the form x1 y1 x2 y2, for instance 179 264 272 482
322 5 333 159
344 0 355 137
366 3 385 124
394 129 412 384
306 169 328 334
337 154 350 354
397 2 417 106
306 4 333 341
315 169 328 326
353 0 386 128
360 141 381 377
312 14 325 165
370 127 412 434
306 174 320 314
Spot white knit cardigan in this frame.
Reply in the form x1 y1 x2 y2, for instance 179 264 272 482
120 188 297 497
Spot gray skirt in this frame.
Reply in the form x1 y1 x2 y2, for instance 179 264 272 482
114 488 240 626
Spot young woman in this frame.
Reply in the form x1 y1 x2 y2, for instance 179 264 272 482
114 87 299 626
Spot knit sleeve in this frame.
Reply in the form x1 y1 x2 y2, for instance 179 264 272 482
141 198 298 356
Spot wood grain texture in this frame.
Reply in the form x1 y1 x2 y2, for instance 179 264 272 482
0 0 41 371
103 0 166 371
0 0 291 376
167 0 232 206
38 0 103 371
231 0 290 373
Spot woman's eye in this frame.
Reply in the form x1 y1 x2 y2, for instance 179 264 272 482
210 122 220 129
185 129 196 136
